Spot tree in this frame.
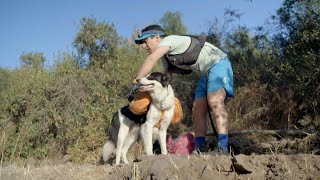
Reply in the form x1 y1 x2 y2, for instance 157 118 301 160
73 17 119 67
205 8 246 49
224 26 275 86
272 0 320 127
159 11 187 35
20 52 45 69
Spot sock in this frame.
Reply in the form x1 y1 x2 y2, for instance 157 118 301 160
195 136 206 152
217 134 228 153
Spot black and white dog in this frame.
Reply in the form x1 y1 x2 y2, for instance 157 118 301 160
102 72 175 165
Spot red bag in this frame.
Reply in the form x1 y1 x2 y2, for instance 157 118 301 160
167 133 195 155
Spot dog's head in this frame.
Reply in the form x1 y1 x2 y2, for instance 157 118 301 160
137 72 171 92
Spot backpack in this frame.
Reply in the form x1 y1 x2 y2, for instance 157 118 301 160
167 132 195 155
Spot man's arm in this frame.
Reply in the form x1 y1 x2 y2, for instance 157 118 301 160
136 46 170 79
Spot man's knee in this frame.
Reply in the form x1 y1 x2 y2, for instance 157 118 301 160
208 100 228 119
208 94 224 109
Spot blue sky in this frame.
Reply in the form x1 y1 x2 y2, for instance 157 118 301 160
0 0 283 68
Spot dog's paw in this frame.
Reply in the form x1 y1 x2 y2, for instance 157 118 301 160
114 162 123 166
145 149 154 155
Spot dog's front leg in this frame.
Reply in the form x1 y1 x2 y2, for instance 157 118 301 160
158 129 168 155
159 109 174 155
158 121 171 155
141 122 154 155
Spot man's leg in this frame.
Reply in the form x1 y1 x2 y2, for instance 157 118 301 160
207 88 229 152
193 97 208 152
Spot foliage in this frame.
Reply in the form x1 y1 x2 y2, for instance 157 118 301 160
228 83 295 131
206 8 243 47
224 26 275 87
0 44 145 163
271 0 320 127
20 52 45 69
159 11 187 35
73 17 120 67
0 68 11 117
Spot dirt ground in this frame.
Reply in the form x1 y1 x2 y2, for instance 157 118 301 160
1 154 320 180
1 135 320 180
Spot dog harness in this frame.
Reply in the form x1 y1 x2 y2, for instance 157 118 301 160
165 35 206 74
127 92 184 128
154 111 165 129
120 105 147 125
120 106 162 128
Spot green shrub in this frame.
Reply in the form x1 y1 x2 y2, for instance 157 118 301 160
0 49 147 162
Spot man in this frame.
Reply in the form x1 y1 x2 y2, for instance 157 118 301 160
133 24 234 154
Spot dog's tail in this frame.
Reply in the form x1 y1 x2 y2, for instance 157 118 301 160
102 140 116 163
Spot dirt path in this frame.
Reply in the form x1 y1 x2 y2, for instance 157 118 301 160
1 154 320 180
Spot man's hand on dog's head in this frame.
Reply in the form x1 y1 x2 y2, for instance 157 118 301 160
131 79 140 94
127 80 140 102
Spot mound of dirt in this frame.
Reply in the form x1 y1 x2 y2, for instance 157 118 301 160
107 154 320 179
1 154 319 180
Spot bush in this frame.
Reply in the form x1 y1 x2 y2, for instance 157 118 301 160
0 49 146 162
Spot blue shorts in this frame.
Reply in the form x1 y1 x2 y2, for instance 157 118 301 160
195 57 234 98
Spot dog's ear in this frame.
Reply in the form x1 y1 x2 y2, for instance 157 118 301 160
161 74 172 87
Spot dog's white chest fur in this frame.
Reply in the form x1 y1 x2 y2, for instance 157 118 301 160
149 86 175 111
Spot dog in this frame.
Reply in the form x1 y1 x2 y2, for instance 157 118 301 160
102 72 175 165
